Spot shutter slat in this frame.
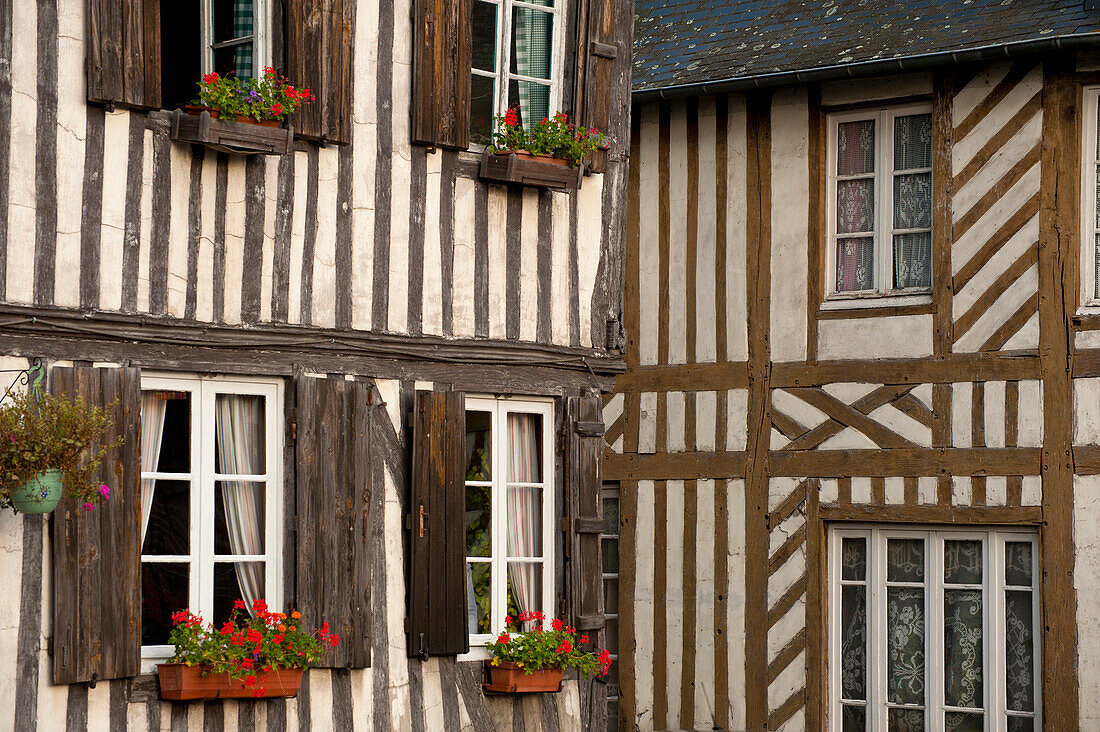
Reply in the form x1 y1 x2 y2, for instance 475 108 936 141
87 0 160 109
411 0 471 149
286 0 352 144
566 395 604 640
570 0 631 172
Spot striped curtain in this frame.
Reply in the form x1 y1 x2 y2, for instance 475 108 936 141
139 393 167 545
215 395 265 610
513 2 552 129
506 414 541 627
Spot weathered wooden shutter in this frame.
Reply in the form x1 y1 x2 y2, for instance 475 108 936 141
407 391 468 657
565 395 605 639
86 0 162 109
286 0 354 144
50 366 142 684
570 0 631 172
294 376 372 668
411 0 472 149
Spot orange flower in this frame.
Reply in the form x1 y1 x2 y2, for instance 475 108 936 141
278 624 286 632
291 610 301 619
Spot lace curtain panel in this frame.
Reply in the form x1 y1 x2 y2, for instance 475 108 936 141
836 120 875 292
893 113 933 289
506 414 542 630
214 394 265 611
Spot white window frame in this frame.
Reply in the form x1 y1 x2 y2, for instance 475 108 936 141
828 525 1041 731
470 0 567 145
463 395 556 651
1080 86 1100 311
825 103 934 306
139 374 283 670
200 0 272 78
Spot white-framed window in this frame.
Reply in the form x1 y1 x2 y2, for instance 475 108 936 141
469 0 565 145
139 374 283 666
464 396 555 646
1081 87 1100 308
201 0 272 79
829 526 1040 731
826 104 934 301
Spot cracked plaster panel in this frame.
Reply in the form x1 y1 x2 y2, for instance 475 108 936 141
818 314 933 360
820 72 933 107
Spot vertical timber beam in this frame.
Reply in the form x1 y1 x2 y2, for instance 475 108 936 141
932 69 956 506
1038 57 1079 730
744 90 772 731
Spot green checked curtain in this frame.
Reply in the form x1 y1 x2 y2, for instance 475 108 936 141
513 1 552 130
232 0 254 78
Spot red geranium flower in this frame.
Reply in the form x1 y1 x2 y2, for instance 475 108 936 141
551 618 563 631
497 632 511 644
329 634 340 647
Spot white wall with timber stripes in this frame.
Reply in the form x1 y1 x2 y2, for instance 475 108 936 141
0 0 625 353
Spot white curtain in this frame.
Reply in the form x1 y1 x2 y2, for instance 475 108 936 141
140 394 167 544
215 395 265 610
506 414 541 628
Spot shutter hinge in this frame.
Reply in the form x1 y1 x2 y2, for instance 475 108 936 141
589 41 618 59
574 421 605 437
573 517 603 534
290 421 297 441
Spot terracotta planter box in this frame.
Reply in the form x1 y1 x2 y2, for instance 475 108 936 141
157 663 304 701
170 109 294 156
479 150 582 190
482 660 563 693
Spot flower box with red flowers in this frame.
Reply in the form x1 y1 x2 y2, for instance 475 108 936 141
482 612 613 694
157 599 338 701
479 109 606 190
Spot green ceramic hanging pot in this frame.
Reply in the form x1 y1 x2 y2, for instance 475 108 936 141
11 470 64 514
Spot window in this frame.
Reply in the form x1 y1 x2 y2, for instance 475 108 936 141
139 375 282 663
601 485 621 732
829 526 1040 731
469 0 564 145
1081 87 1100 307
826 105 934 299
464 397 555 644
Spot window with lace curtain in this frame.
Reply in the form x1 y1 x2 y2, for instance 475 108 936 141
826 104 934 301
1081 88 1100 307
138 375 283 669
463 397 555 645
829 526 1040 732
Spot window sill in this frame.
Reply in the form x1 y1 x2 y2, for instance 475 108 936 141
819 292 933 319
458 646 492 663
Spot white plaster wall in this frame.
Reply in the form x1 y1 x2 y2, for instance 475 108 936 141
817 315 934 360
769 89 809 363
820 72 933 107
1076 475 1100 730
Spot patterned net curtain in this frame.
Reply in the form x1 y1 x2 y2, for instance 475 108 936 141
512 1 553 130
836 120 875 292
893 113 933 290
1094 102 1100 299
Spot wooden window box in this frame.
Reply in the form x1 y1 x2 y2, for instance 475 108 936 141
479 150 582 190
169 109 294 156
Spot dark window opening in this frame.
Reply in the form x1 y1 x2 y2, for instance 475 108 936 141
159 1 202 110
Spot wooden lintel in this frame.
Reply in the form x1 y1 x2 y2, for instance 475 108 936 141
817 504 1042 524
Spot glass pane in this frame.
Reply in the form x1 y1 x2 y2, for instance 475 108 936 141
506 486 543 556
1006 590 1035 712
143 391 191 473
470 74 496 147
506 563 543 630
465 411 492 480
1095 232 1100 300
141 479 189 555
602 537 619 574
214 43 254 78
842 537 866 581
837 120 875 175
886 587 925 705
141 562 189 646
604 617 619 653
836 179 875 234
467 562 491 634
604 577 619 614
1096 165 1100 227
894 172 932 229
213 562 264 626
212 0 255 79
603 496 620 535
606 699 618 732
945 540 983 584
887 539 925 583
944 589 984 708
466 485 491 557
507 413 543 482
893 232 932 289
887 708 924 732
214 394 266 475
841 705 866 732
840 585 867 700
836 237 875 292
1005 542 1033 586
507 79 551 133
894 113 933 170
214 482 265 555
1007 717 1034 732
945 712 984 732
472 1 498 71
509 7 554 79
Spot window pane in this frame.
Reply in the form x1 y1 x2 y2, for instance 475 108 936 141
214 481 265 555
842 537 866 581
604 617 618 653
506 563 543 629
214 394 266 475
886 587 925 705
894 172 932 229
143 391 190 472
467 562 491 634
887 708 924 732
507 79 551 132
466 410 492 480
466 485 491 557
142 562 189 646
894 113 932 170
944 540 983 584
893 233 932 289
1005 590 1035 712
945 712 984 731
837 179 875 234
1095 232 1100 300
509 7 553 79
1005 542 1033 586
840 585 867 700
506 486 543 556
213 561 264 626
841 705 866 732
472 1 498 71
944 589 983 708
470 74 496 146
602 537 619 573
604 577 619 614
1007 716 1035 732
603 496 620 535
887 538 925 583
507 413 543 482
837 120 875 175
836 237 875 292
141 479 190 555
212 0 254 78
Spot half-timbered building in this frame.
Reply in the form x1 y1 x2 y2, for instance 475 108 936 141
0 0 631 729
607 2 1100 730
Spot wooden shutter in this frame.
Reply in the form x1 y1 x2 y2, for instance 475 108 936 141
86 0 162 109
294 376 372 668
50 366 142 684
565 395 605 638
407 391 468 657
411 0 472 149
570 0 631 172
286 0 353 144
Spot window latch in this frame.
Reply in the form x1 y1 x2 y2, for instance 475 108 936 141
419 504 428 538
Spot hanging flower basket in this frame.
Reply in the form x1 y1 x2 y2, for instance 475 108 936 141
10 470 63 514
158 663 304 700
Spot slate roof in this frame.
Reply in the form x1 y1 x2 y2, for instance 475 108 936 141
633 0 1100 94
